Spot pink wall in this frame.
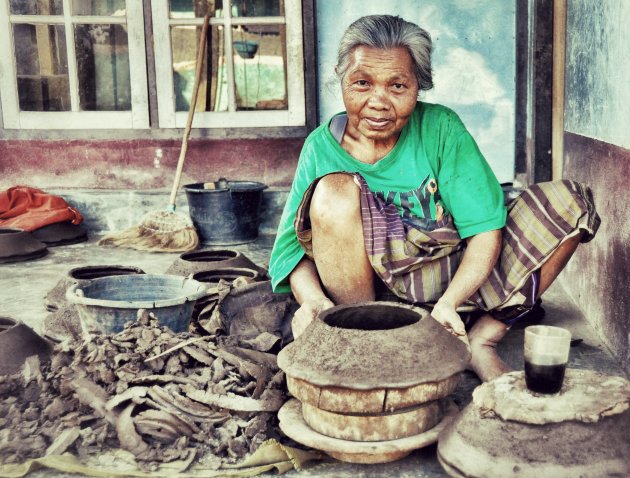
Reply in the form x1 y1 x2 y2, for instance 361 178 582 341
0 138 303 190
561 132 630 374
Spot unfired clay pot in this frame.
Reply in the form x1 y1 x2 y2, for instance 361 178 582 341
165 249 267 277
31 221 87 246
278 302 471 411
0 317 52 375
277 302 470 463
0 228 48 263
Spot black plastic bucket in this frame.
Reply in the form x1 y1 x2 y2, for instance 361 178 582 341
184 179 268 245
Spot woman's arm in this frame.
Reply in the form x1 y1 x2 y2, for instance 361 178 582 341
289 257 334 338
431 229 502 335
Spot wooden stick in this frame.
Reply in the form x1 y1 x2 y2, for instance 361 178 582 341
168 14 210 210
144 336 210 363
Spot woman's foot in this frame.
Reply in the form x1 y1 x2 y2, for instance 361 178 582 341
467 313 512 382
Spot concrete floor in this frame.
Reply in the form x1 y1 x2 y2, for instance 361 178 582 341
1 233 627 478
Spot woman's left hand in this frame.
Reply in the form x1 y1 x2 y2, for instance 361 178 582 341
431 301 469 346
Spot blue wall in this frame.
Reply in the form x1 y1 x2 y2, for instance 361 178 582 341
316 0 516 182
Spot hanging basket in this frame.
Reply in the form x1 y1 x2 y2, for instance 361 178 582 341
234 40 259 59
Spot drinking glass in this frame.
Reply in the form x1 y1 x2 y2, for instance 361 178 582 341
524 325 571 394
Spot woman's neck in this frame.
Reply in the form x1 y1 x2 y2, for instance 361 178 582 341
341 125 400 165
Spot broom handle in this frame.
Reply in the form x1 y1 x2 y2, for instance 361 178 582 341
168 14 210 210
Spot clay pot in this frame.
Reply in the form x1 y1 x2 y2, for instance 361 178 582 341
165 248 267 278
190 267 262 321
45 264 146 312
191 267 261 285
277 302 470 464
31 221 87 246
0 228 48 263
0 317 52 375
218 280 297 341
278 302 470 408
42 305 82 343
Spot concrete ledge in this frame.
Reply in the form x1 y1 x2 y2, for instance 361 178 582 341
52 185 521 237
50 188 289 236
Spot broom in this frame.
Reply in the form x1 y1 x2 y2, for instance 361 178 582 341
98 15 210 253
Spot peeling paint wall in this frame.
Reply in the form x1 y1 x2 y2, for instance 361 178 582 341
316 0 516 183
564 0 630 148
561 0 630 373
0 138 303 190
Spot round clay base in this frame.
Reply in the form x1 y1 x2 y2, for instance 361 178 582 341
278 398 458 464
436 452 467 478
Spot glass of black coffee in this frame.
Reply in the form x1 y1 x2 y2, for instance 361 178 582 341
524 325 571 394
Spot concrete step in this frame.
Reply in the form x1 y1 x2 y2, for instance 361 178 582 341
50 187 289 236
51 184 521 237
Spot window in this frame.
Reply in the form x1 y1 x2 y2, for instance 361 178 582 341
151 0 306 128
0 0 306 131
0 0 149 129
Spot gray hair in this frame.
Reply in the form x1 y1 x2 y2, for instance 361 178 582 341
335 15 433 91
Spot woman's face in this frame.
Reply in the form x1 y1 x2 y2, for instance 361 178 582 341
341 46 419 143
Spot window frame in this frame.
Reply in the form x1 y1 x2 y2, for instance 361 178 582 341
0 0 149 129
151 0 306 129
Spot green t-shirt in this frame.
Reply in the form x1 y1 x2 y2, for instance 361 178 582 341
269 102 506 293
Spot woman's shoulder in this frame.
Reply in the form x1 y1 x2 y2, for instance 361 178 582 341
417 102 463 124
416 102 469 138
302 114 341 149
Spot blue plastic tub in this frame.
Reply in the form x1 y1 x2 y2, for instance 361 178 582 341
66 274 209 334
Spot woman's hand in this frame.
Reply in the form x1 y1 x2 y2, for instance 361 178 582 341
431 301 469 345
292 297 334 339
430 230 501 346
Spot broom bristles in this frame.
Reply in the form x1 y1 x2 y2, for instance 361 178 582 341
98 210 199 252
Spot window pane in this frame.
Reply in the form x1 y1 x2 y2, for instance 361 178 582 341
10 0 63 15
232 0 283 17
169 0 221 19
14 23 70 111
171 24 227 112
233 24 287 111
75 24 131 111
72 0 126 16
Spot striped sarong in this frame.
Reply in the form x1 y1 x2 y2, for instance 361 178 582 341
295 175 600 316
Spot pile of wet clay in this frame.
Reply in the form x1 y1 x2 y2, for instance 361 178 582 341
0 310 285 472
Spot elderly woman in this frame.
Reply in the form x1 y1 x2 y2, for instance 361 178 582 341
269 15 599 381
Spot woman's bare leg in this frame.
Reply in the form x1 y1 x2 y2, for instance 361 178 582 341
470 231 586 382
468 314 512 382
537 231 585 296
310 173 375 304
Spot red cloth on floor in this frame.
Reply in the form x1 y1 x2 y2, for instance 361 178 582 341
0 186 83 232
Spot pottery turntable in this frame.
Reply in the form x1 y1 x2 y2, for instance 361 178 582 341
277 302 470 464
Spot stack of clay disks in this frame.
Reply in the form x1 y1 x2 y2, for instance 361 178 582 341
437 369 630 477
278 302 470 464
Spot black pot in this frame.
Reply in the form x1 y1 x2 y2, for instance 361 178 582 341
184 179 267 245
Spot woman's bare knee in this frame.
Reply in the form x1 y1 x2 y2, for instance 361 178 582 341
310 173 361 231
